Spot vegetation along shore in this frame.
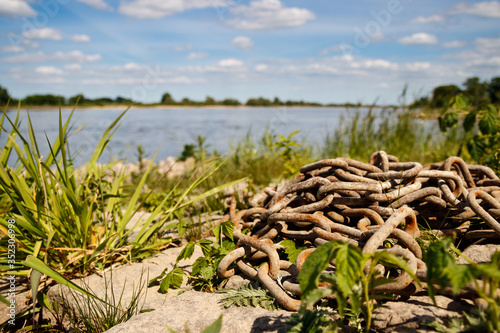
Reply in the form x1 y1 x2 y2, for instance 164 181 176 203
2 75 498 110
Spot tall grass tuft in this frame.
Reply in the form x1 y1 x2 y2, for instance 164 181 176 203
55 270 148 333
0 105 244 294
322 107 461 163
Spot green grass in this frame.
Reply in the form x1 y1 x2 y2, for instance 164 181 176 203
322 106 462 164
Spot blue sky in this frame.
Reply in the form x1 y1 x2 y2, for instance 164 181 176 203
1 0 500 105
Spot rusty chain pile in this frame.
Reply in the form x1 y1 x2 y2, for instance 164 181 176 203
216 151 500 311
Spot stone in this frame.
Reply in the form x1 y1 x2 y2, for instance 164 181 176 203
456 244 500 264
224 275 252 290
372 295 473 332
47 245 205 318
103 290 293 333
0 276 31 326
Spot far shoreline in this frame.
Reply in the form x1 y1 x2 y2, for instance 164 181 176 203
4 103 389 111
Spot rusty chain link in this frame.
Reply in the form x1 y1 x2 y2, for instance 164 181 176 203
217 151 500 311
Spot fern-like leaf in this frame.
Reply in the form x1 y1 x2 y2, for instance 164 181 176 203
217 282 277 311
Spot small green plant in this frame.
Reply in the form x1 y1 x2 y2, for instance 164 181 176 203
438 95 500 172
425 239 500 332
266 130 303 177
54 270 148 333
178 135 210 161
292 241 419 332
217 281 278 310
280 240 307 264
286 308 338 333
323 106 458 163
149 224 236 294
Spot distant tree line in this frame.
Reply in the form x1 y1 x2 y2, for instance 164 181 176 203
160 92 324 107
0 86 133 107
411 76 500 109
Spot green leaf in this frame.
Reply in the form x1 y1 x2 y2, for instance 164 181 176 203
444 112 459 128
463 111 477 132
201 314 223 333
0 293 9 306
467 135 487 162
36 292 53 312
443 264 477 293
30 269 43 313
159 267 184 293
22 256 103 302
476 263 500 280
197 239 215 257
425 240 456 302
479 111 498 135
451 95 469 110
220 221 234 241
334 243 363 296
438 116 447 132
148 267 168 286
281 240 307 265
299 241 339 303
199 265 215 281
177 242 195 263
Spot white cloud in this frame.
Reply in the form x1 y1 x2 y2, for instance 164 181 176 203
35 66 63 75
1 50 101 63
398 33 438 45
23 28 63 41
226 0 315 30
0 0 36 17
444 36 500 74
118 0 231 19
410 15 445 24
171 44 194 51
71 34 91 43
122 62 143 70
321 44 352 55
187 52 208 60
2 45 24 52
231 36 254 50
77 0 113 11
64 63 82 70
450 1 500 18
348 58 399 70
405 62 431 71
218 58 243 67
254 64 268 71
443 40 467 48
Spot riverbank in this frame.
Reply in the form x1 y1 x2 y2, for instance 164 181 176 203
4 103 382 111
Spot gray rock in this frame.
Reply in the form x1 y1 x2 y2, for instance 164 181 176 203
456 244 500 264
104 290 293 333
372 295 473 332
224 275 253 290
47 245 204 317
0 276 31 326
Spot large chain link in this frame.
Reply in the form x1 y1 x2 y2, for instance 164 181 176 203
217 151 500 311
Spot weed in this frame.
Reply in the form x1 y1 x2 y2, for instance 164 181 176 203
322 106 459 163
55 270 148 332
149 235 236 293
217 281 278 310
295 241 420 332
425 239 500 332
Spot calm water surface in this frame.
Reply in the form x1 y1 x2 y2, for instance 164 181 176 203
2 106 368 166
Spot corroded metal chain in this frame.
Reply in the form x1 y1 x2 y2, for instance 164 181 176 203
217 151 500 311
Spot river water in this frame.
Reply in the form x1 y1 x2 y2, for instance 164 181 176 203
2 106 372 166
